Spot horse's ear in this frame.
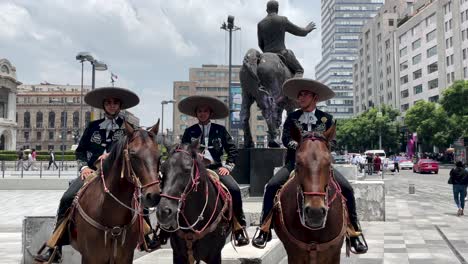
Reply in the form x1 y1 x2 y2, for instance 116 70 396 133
190 138 200 150
149 119 160 135
323 121 337 142
124 121 135 136
290 123 302 145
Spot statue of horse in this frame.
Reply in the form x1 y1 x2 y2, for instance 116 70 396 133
69 121 162 264
240 48 296 148
273 123 348 264
157 141 232 264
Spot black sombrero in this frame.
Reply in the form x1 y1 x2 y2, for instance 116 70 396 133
178 96 229 119
84 87 139 109
283 78 335 102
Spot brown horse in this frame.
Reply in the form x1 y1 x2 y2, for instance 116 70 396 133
273 123 348 264
156 141 232 264
70 121 162 264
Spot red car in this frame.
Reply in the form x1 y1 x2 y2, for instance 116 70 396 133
413 159 439 174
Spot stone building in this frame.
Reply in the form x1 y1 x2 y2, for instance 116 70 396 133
0 59 20 150
16 83 139 151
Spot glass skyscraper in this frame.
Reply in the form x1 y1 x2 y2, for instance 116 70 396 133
315 0 384 119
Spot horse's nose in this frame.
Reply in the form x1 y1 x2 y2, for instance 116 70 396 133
161 206 173 219
145 192 161 206
305 206 326 218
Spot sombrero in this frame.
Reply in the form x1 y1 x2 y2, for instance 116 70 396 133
84 87 139 109
283 78 335 102
178 96 229 119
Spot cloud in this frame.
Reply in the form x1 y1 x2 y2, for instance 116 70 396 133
0 0 321 128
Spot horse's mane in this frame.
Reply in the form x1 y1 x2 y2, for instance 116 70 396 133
102 134 129 173
167 143 208 179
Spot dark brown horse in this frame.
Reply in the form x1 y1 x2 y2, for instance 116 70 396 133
70 121 162 264
156 141 232 264
273 123 348 264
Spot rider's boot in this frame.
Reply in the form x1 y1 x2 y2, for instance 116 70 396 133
233 227 249 247
348 221 368 254
251 229 272 249
34 245 62 263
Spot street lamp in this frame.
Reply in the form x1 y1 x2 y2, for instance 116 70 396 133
90 60 108 120
75 52 94 141
221 15 241 134
161 100 176 134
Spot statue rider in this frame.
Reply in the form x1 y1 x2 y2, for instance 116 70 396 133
257 0 316 78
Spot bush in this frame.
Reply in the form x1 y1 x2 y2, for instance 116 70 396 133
0 154 18 161
36 155 76 161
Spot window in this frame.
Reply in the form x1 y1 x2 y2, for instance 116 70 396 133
36 112 43 128
425 13 436 26
48 145 54 151
426 30 436 42
412 54 421 65
444 19 453 32
35 145 42 151
24 112 31 128
179 86 189 91
465 67 468 78
180 125 187 130
400 47 408 57
401 90 409 98
446 37 453 48
48 111 55 128
401 103 409 111
463 48 467 60
400 61 408 71
256 125 265 132
413 69 422 80
389 19 394 26
85 111 91 124
61 111 67 128
413 84 423 94
36 131 41 140
412 39 421 50
24 131 29 140
429 95 439 102
427 62 438 73
400 75 409 84
49 131 54 140
427 46 437 58
428 78 438 89
73 111 79 128
180 114 188 121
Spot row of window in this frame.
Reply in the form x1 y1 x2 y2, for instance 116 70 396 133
18 97 82 104
400 79 439 98
401 95 439 111
23 130 75 141
20 111 91 129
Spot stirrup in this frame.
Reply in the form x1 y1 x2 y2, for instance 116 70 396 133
346 224 362 237
345 232 368 255
251 227 269 249
232 227 250 247
34 244 61 264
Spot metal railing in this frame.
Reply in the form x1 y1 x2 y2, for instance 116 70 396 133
1 160 79 178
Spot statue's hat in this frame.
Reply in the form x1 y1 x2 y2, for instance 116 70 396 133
283 78 335 102
178 96 229 119
84 87 139 109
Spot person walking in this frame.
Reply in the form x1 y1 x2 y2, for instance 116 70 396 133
16 147 24 171
448 161 468 216
47 149 59 170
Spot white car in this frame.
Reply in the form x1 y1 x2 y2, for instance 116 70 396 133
383 159 395 172
398 159 414 170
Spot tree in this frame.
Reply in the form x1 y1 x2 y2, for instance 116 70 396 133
439 80 468 140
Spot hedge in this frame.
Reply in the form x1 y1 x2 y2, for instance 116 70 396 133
0 154 76 161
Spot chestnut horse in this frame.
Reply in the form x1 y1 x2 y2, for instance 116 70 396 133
156 141 232 264
70 121 162 264
273 123 348 264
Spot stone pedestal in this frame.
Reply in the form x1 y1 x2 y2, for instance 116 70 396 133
332 164 358 181
351 180 385 221
232 148 286 196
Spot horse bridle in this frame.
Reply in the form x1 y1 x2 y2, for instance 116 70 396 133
295 134 342 230
158 148 225 234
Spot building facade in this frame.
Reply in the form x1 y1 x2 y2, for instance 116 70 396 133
354 0 415 114
315 0 384 119
173 65 268 147
0 59 20 150
16 83 139 151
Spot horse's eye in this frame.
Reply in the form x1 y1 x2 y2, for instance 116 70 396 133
129 150 137 156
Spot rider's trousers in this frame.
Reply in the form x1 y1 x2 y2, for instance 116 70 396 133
217 172 247 227
259 164 360 230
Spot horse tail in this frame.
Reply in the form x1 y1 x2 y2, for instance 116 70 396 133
242 48 261 83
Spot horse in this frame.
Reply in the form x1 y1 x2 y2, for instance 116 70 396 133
240 48 296 148
156 141 232 264
70 121 162 264
273 123 348 264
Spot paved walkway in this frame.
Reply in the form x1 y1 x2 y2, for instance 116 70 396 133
2 169 468 263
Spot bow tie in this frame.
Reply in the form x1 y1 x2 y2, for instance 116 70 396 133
298 112 317 125
99 117 120 131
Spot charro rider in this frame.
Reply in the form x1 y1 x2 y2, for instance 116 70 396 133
34 87 163 263
178 95 249 246
257 0 316 78
251 78 368 254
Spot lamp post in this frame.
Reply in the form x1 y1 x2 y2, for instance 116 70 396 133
161 100 176 135
75 52 94 140
221 15 240 134
90 60 108 120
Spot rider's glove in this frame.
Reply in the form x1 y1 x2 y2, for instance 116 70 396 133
223 163 235 172
287 140 299 150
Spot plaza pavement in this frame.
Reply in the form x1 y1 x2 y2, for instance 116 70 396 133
2 168 468 263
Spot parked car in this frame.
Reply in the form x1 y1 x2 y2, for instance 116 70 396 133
332 155 348 164
398 159 414 170
413 159 439 174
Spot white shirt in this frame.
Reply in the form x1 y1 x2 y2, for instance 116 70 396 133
298 109 317 131
197 122 214 164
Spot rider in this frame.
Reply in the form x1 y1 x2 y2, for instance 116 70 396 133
178 95 249 246
34 87 162 263
251 78 368 254
257 0 316 78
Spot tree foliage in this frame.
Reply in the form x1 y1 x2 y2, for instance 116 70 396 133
439 80 468 140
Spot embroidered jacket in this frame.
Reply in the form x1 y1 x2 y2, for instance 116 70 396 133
282 108 333 166
181 123 238 170
75 117 127 171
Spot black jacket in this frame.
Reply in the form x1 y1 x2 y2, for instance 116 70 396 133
449 167 468 185
75 117 126 171
257 13 311 53
282 109 333 166
181 123 238 170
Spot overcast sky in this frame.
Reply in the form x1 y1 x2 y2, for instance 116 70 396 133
0 0 322 129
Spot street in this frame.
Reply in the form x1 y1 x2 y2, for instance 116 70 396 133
1 168 468 263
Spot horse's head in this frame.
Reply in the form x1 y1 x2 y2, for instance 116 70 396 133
291 122 336 229
156 140 202 230
119 120 162 208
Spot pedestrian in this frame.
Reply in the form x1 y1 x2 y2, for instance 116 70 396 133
374 155 382 175
394 155 400 173
16 147 24 171
47 149 59 170
448 161 468 216
366 153 373 175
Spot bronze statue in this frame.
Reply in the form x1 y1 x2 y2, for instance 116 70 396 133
240 0 316 148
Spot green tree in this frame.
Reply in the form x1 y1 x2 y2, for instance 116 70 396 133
439 80 468 140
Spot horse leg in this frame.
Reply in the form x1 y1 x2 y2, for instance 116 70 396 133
240 92 254 148
264 110 280 148
208 253 222 264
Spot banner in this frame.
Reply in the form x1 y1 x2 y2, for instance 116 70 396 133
230 84 242 129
